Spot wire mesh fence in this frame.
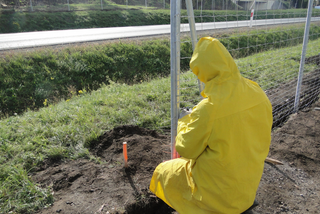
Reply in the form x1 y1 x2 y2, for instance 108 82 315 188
0 0 170 12
170 0 320 148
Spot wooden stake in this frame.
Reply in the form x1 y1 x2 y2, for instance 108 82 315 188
123 142 128 167
265 157 284 165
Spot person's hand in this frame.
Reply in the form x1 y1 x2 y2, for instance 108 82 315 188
179 108 192 119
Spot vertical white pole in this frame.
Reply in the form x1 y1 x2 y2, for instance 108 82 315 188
101 0 103 10
126 0 128 8
278 0 281 9
164 0 165 9
186 0 198 50
67 0 70 11
186 0 205 96
145 0 147 8
294 0 314 112
170 0 181 159
30 0 33 11
249 0 256 27
250 8 254 27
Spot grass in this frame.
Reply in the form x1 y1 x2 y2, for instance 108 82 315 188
236 40 320 89
1 0 166 12
0 37 320 213
0 166 53 213
0 39 172 117
0 78 171 213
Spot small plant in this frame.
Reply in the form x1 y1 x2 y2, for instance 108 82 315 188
146 94 157 102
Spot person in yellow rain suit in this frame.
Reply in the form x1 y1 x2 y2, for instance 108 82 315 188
149 37 273 214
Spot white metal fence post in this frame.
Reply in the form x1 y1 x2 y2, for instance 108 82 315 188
249 0 256 27
30 0 33 11
250 9 255 27
170 0 181 159
294 0 314 112
101 0 103 10
186 0 205 97
67 0 70 11
145 0 147 8
186 0 197 50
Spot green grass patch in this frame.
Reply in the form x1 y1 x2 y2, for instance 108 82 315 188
237 40 320 89
0 78 171 213
0 39 172 116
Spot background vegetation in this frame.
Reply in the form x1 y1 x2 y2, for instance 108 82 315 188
1 7 314 33
1 0 311 10
1 24 320 117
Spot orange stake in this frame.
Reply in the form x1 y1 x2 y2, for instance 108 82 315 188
123 142 128 167
172 146 180 159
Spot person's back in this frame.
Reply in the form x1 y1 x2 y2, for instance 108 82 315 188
150 37 273 214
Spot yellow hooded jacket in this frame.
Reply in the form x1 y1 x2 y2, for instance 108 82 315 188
149 37 273 214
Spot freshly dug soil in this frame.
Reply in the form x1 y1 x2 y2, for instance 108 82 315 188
33 125 174 214
256 100 320 214
33 100 320 214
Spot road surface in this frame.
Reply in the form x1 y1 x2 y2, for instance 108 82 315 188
0 17 320 50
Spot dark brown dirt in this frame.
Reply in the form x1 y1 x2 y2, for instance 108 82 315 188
256 100 320 214
33 125 174 214
33 99 320 214
33 101 320 214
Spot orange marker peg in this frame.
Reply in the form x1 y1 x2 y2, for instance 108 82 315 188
123 142 128 167
172 146 180 159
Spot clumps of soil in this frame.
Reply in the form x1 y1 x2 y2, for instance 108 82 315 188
256 100 320 213
33 125 175 214
33 100 320 214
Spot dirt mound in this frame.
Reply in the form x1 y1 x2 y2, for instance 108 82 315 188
33 125 174 214
33 102 320 214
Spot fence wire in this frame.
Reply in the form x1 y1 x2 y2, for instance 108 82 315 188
0 0 170 12
174 0 320 130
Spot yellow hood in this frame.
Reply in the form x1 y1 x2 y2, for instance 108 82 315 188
190 37 240 84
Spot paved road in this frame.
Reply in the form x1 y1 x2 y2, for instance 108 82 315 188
1 17 320 50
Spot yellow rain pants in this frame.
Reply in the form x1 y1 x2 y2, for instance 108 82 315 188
150 37 273 214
